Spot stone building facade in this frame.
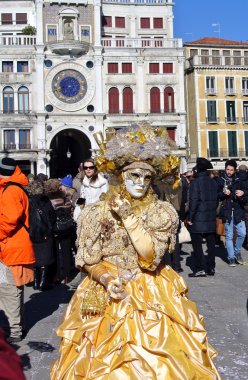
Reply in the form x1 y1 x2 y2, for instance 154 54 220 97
0 0 186 177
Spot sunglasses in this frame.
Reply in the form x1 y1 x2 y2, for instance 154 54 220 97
83 165 95 170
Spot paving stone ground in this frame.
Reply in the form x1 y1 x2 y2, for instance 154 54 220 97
5 242 248 380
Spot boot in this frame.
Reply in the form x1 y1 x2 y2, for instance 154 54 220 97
33 268 40 290
40 266 52 291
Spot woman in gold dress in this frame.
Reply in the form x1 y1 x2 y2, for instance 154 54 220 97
51 124 220 380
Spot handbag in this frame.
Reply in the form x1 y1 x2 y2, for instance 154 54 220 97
178 222 191 244
216 217 225 236
53 209 75 233
81 278 107 317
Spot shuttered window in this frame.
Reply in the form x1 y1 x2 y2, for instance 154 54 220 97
102 16 112 27
149 63 159 74
122 63 132 73
140 18 150 29
1 14 12 25
208 131 218 157
108 63 118 74
150 87 160 113
16 13 27 24
115 17 125 28
228 131 237 157
109 88 119 113
153 18 163 28
123 87 133 113
163 63 173 73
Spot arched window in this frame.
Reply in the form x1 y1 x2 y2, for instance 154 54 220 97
164 86 174 113
109 87 119 113
18 86 29 113
123 87 133 113
150 87 160 113
3 86 14 113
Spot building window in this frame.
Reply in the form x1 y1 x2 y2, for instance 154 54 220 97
18 86 29 113
108 63 118 74
140 18 150 29
4 130 15 150
102 16 112 27
225 77 235 95
207 101 217 123
80 26 90 43
190 49 197 57
109 87 119 113
47 25 57 42
150 87 160 113
2 61 13 72
116 36 125 47
242 78 248 95
228 131 237 157
206 76 216 95
244 51 248 66
3 86 14 113
233 50 241 65
245 131 248 155
164 87 174 113
141 38 150 47
208 131 218 158
16 13 27 25
115 17 125 28
1 13 12 25
226 101 236 123
201 49 209 64
19 129 30 149
243 101 248 123
149 63 159 74
122 63 132 73
163 63 173 74
153 18 163 28
17 61 28 72
223 50 231 65
212 50 220 65
167 128 175 141
123 87 133 113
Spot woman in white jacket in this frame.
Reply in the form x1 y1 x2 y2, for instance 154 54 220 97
80 158 109 205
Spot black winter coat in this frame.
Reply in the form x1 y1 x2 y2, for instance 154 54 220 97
188 171 218 233
216 174 246 224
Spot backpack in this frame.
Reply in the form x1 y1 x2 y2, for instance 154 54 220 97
3 182 52 243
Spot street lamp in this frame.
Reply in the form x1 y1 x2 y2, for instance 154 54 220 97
66 147 71 159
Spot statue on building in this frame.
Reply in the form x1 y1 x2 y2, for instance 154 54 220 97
63 19 74 40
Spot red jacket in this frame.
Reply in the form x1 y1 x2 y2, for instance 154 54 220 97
0 166 35 266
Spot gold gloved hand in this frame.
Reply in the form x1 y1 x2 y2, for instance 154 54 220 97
106 278 127 300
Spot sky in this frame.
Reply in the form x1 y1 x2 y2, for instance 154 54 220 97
174 0 248 43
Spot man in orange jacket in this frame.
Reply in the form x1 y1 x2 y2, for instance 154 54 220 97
0 157 35 343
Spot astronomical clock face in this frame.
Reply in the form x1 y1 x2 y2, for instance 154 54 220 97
45 62 95 112
52 69 87 104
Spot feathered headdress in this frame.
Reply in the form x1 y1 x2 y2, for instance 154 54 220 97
94 122 180 177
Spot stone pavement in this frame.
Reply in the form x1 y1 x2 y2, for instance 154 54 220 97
6 243 248 380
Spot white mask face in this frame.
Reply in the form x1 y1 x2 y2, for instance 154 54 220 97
124 168 152 198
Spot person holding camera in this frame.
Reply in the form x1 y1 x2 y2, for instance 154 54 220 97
217 160 246 266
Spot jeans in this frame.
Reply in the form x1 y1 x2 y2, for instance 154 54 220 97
224 218 246 260
191 233 216 272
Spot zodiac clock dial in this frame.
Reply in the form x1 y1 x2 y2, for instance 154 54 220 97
52 69 87 104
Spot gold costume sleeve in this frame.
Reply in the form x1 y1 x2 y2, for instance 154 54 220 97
123 214 154 266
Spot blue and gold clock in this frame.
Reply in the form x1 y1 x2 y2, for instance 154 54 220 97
52 69 87 104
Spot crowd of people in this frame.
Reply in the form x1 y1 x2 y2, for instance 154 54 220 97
0 125 247 378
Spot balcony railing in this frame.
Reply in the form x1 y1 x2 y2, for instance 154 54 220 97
102 37 182 49
103 0 170 3
3 143 31 150
207 149 248 159
225 89 236 96
0 35 36 46
242 117 248 124
242 89 248 96
206 88 217 96
187 55 248 68
206 117 220 124
225 116 239 124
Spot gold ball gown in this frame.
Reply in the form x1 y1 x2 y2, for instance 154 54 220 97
51 195 220 380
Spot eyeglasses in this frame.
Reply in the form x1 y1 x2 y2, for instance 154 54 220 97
83 165 95 170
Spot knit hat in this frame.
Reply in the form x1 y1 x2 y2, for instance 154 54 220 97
60 174 73 188
238 164 248 171
195 157 213 172
0 157 17 176
27 173 35 180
